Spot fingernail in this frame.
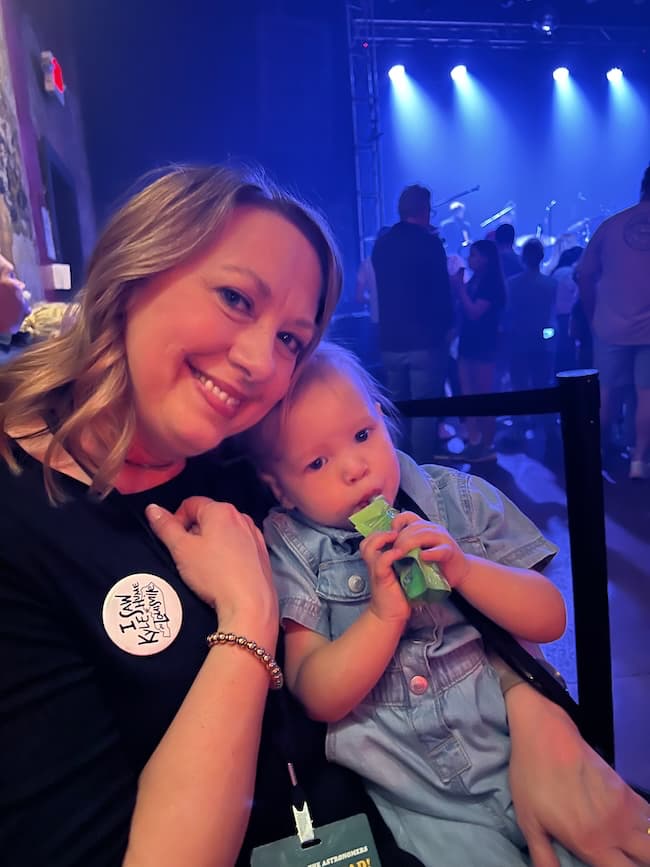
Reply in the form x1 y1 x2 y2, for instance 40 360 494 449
146 503 163 521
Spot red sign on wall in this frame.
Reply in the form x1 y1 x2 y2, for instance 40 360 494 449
41 51 65 105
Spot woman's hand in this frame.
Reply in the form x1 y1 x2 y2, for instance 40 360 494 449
146 497 278 635
390 511 471 589
507 683 650 867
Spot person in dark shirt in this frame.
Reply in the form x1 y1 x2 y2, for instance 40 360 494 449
372 184 453 461
506 238 558 392
495 223 524 280
457 239 507 462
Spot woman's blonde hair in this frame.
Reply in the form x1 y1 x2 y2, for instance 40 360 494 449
0 164 342 500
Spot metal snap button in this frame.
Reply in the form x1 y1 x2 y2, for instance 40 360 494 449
347 574 365 593
409 675 428 695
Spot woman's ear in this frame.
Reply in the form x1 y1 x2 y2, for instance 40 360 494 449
260 471 295 510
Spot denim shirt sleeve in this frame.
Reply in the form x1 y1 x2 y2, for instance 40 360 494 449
263 512 330 638
464 473 558 570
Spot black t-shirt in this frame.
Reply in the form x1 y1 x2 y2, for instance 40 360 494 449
372 221 452 352
458 273 506 361
0 445 423 866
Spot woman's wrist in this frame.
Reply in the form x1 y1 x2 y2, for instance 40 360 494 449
505 681 577 730
206 630 284 689
214 612 279 651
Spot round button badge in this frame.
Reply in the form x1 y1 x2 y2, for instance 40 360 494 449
102 573 183 656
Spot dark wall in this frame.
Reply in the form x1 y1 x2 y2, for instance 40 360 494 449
53 0 359 299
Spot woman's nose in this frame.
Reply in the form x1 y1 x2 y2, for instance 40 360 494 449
229 326 276 381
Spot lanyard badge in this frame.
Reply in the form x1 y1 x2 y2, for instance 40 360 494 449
250 764 382 867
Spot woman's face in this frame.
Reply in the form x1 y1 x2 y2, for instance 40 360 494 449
468 245 487 274
125 206 322 462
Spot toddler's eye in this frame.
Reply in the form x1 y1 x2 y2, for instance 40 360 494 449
355 429 370 442
307 457 325 471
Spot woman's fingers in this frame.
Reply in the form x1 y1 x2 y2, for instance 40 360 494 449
147 497 275 614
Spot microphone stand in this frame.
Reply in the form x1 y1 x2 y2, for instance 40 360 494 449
545 199 557 240
431 185 480 216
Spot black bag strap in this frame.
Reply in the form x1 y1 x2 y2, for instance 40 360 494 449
394 487 597 750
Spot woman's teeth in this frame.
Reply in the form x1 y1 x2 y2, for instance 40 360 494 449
192 369 241 408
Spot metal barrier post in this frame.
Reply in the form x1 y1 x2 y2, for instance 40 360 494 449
556 370 615 765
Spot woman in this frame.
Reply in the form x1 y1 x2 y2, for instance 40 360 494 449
0 165 647 867
457 239 507 462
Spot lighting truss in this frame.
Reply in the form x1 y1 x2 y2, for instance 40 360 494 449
351 18 650 49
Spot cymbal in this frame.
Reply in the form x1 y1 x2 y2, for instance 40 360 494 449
515 234 557 248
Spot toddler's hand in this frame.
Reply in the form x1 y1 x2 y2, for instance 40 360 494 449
360 530 410 625
390 511 470 590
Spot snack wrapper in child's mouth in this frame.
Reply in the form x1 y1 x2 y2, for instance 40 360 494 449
349 496 450 605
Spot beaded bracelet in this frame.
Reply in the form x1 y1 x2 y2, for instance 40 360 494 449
206 631 284 690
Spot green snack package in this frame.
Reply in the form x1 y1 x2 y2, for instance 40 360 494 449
349 496 450 605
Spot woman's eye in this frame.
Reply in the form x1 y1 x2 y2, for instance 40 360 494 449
278 331 304 356
307 457 325 471
355 429 370 442
218 287 251 313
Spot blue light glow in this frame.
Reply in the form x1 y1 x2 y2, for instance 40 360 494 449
388 64 406 83
450 65 468 83
553 67 569 83
387 70 445 182
607 67 623 84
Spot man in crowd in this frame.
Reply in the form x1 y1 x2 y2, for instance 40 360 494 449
577 164 650 479
506 238 557 393
439 200 472 256
372 184 453 461
495 222 524 279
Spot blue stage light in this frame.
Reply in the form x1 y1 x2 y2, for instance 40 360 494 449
450 65 468 83
553 67 569 83
607 67 623 84
388 64 406 83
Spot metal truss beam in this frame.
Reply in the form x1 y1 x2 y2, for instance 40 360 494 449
351 18 650 49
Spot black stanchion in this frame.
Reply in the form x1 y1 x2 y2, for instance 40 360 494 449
396 371 615 766
556 370 614 766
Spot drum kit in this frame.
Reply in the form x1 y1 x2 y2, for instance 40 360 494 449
514 214 606 251
437 189 608 253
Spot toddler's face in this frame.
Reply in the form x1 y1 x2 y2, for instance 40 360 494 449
267 372 401 529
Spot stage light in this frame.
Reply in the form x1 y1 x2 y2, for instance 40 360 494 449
388 64 406 83
553 67 569 83
607 67 623 84
533 11 558 36
450 65 468 83
540 14 555 34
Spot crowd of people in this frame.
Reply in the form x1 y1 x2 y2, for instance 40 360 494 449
1 163 649 866
362 165 650 477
